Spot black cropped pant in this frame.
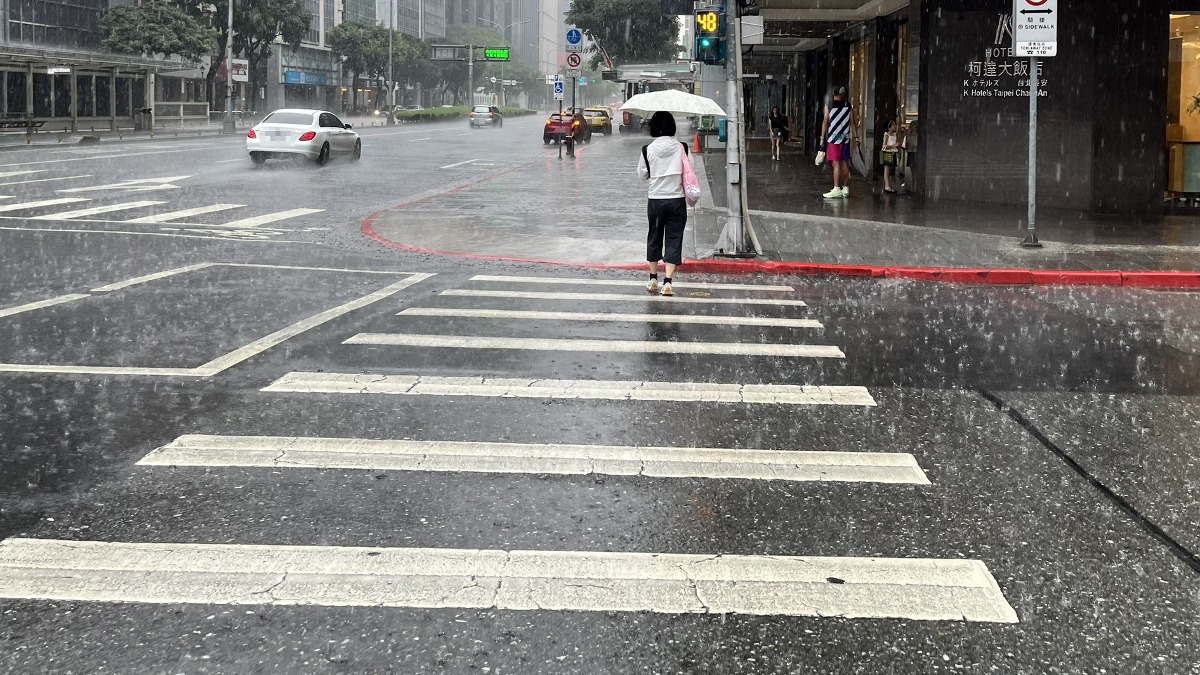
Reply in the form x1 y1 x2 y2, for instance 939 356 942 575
646 197 687 266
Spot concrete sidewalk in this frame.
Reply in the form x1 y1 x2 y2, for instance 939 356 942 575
703 140 1200 273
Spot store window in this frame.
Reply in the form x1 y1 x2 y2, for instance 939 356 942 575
1168 13 1200 194
7 72 27 114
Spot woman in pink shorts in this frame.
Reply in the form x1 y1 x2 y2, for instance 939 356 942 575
820 86 859 199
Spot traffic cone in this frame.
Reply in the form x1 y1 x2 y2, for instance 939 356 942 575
693 131 702 153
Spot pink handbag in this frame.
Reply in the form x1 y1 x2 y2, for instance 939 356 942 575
680 149 702 207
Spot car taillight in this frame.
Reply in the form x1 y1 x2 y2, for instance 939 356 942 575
298 130 316 141
247 129 257 139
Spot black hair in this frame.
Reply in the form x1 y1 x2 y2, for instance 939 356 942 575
648 111 676 137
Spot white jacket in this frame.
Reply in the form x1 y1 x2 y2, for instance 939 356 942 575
637 137 685 200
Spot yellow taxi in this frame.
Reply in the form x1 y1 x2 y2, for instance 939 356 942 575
581 107 613 135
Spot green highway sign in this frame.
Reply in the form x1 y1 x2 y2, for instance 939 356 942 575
483 48 510 61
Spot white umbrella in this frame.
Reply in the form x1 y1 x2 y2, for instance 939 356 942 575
618 90 727 118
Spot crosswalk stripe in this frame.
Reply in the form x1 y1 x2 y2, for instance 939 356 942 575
344 333 846 358
0 197 89 213
138 434 930 484
0 538 1017 622
471 275 795 292
0 293 90 318
0 175 92 188
215 208 324 229
31 200 164 220
263 372 878 406
125 204 244 223
442 289 807 307
0 170 45 179
398 308 824 328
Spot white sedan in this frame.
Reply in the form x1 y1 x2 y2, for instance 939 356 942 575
246 109 361 166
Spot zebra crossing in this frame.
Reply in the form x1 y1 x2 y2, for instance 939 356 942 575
0 273 1020 626
0 173 326 240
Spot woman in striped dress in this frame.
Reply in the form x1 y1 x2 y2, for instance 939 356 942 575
820 86 859 200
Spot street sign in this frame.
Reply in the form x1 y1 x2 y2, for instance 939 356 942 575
231 58 249 83
555 91 564 101
483 47 510 60
1014 0 1057 57
566 53 582 68
566 27 583 53
565 69 582 79
554 81 565 95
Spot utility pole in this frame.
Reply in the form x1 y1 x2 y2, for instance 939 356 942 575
467 44 475 106
224 0 234 132
723 0 745 253
386 0 395 125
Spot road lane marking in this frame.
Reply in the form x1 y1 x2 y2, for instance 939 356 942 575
216 208 324 228
216 158 247 163
471 275 795 292
263 373 877 406
0 145 239 168
409 137 433 141
31 200 164 220
344 333 845 358
0 225 304 244
139 434 930 484
0 197 89 213
58 176 189 194
90 263 216 292
441 159 481 169
191 273 435 375
0 170 45 179
221 263 411 275
397 307 823 328
0 294 90 319
0 271 435 377
442 289 807 307
125 204 245 223
0 538 1016 622
0 175 92 187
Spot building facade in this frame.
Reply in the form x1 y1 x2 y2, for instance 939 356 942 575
0 0 207 131
744 0 1198 216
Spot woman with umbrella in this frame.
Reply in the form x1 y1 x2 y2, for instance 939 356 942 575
637 111 688 297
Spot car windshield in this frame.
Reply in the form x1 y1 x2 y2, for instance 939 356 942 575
262 111 315 125
472 106 490 113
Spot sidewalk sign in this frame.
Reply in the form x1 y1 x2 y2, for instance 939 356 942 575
1014 0 1057 248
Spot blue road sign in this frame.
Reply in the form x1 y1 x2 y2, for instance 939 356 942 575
566 28 583 45
554 81 565 95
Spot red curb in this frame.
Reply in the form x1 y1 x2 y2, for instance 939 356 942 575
360 211 1200 290
1122 271 1200 288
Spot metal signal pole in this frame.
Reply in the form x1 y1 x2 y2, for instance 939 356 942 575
387 0 395 125
224 0 234 132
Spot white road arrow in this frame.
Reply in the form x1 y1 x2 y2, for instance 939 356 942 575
58 176 191 194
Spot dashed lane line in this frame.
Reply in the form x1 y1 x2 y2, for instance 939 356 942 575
344 333 845 358
263 373 878 406
0 197 89 213
397 307 823 328
138 434 931 484
0 538 1017 622
215 208 324 229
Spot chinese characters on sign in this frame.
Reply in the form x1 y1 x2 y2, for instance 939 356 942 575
962 14 1050 99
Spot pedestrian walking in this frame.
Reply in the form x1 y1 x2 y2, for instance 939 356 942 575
820 86 860 199
769 106 789 161
881 120 901 194
637 111 688 297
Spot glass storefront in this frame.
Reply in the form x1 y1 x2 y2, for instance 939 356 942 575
1168 13 1200 195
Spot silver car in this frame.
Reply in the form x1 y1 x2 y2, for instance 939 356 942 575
246 109 361 166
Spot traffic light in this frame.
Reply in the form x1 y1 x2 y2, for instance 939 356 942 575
694 9 725 65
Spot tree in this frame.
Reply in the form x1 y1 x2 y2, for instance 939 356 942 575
231 0 311 114
100 1 217 63
566 0 679 69
329 21 385 113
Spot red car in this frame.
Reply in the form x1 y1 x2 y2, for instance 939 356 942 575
542 111 592 144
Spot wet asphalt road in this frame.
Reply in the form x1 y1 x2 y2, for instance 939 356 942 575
0 119 1198 674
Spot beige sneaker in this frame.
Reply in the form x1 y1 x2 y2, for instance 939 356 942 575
660 282 673 297
647 278 659 293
